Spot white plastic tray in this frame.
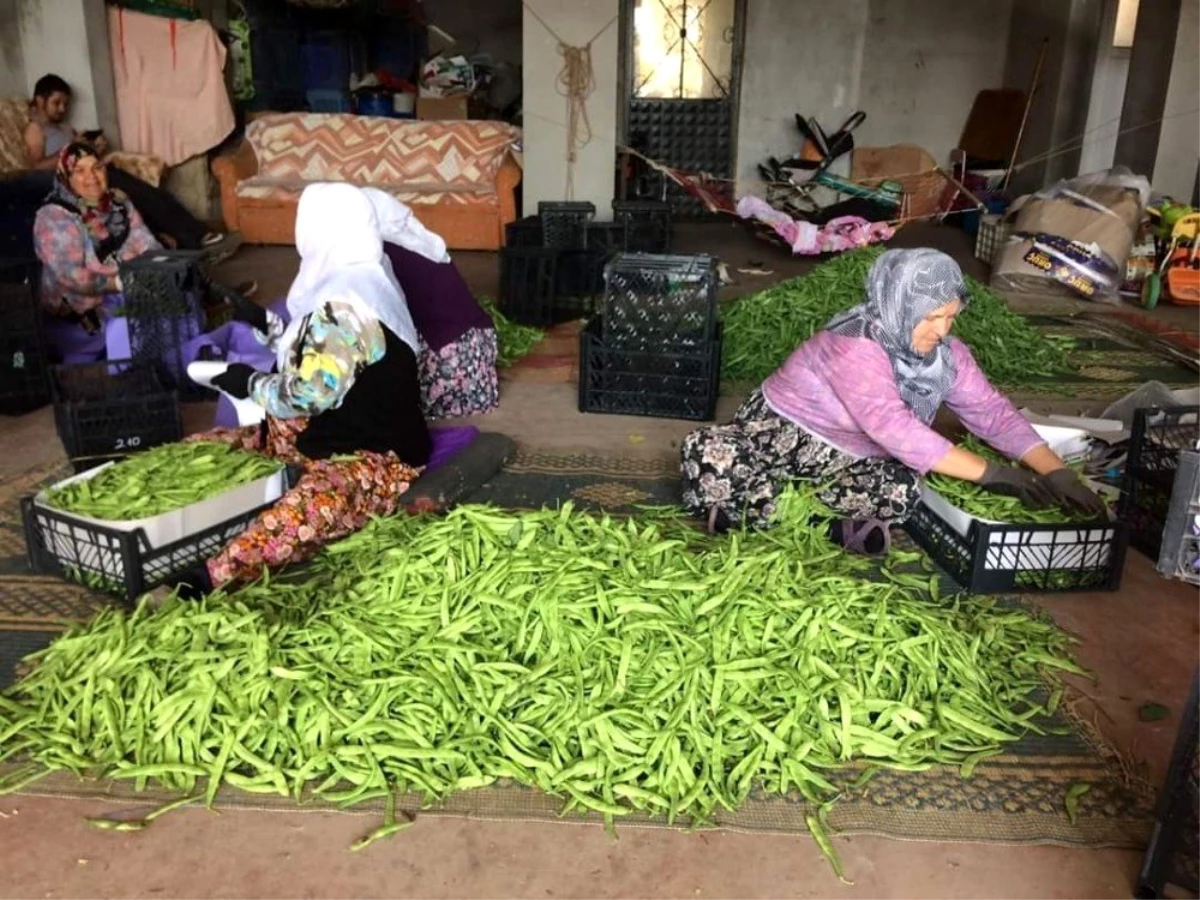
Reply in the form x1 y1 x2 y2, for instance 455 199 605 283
34 460 285 551
917 424 1118 572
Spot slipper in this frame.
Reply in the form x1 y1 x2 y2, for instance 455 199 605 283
707 506 732 535
835 518 891 556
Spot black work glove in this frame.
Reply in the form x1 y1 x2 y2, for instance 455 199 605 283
978 461 1055 509
1043 468 1109 519
211 363 255 400
226 289 269 333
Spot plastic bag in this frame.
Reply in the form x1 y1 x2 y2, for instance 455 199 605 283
991 166 1150 305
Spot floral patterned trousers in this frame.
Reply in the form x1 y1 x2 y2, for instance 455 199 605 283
418 327 500 420
187 417 420 588
680 389 921 529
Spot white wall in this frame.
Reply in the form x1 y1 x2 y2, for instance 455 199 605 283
0 0 25 97
522 0 618 215
857 0 1013 164
735 0 1013 194
1078 0 1130 174
735 0 868 190
1153 0 1199 199
16 0 118 139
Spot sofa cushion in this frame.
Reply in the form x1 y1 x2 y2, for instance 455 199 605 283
245 114 520 190
0 98 32 176
235 176 499 208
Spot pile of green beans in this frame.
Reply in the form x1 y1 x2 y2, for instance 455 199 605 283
43 442 282 520
0 488 1084 873
478 297 545 368
926 437 1098 524
721 248 1076 386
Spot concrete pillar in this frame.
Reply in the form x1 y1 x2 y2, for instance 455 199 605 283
1003 0 1104 192
522 0 619 217
1114 0 1182 179
1150 0 1197 198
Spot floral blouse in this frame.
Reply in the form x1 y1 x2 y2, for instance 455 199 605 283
250 300 386 420
33 202 159 315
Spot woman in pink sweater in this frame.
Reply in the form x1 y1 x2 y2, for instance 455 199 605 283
680 249 1106 553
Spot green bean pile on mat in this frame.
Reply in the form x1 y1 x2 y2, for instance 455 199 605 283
479 297 546 368
0 489 1084 876
926 437 1099 524
43 441 281 520
721 248 1076 386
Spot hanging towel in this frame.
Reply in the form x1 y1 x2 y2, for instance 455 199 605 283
107 6 236 166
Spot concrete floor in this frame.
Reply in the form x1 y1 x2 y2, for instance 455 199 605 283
1 223 1198 898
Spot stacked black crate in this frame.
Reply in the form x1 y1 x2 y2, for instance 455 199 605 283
0 260 51 416
115 250 207 397
51 360 182 473
579 253 721 421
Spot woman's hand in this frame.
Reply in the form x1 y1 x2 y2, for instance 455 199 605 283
1042 469 1109 519
978 461 1056 508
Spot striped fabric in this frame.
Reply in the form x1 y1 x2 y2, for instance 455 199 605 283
246 114 520 189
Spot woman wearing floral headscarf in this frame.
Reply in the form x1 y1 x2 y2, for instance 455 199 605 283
32 141 160 362
680 248 1106 553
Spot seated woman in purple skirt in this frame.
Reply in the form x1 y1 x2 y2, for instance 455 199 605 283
33 142 160 363
363 188 499 419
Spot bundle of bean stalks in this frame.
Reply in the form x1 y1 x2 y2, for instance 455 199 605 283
926 437 1101 524
721 248 1076 386
43 442 281 520
0 488 1084 875
479 297 545 368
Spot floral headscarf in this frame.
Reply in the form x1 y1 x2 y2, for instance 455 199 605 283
45 142 132 262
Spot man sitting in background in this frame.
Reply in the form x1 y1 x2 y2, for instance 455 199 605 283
22 73 233 254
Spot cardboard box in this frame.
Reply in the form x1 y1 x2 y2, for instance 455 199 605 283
416 95 469 121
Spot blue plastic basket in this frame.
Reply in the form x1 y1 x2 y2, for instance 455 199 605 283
306 89 353 114
354 91 393 118
300 32 351 91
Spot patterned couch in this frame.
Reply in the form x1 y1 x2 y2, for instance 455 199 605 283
212 114 523 249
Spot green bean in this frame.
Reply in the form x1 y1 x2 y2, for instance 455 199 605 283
477 296 545 368
721 247 1076 387
1064 782 1090 825
926 436 1102 524
0 485 1086 881
44 441 282 520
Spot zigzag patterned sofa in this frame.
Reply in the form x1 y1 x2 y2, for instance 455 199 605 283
212 113 523 249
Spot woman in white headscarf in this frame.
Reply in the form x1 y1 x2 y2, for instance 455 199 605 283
174 183 430 594
681 249 1106 553
362 187 500 419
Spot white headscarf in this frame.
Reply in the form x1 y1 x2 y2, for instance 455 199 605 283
282 183 420 367
361 187 451 264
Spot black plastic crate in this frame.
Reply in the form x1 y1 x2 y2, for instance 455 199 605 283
500 246 558 327
1156 448 1200 585
0 259 50 416
1136 670 1199 899
21 493 276 604
578 317 721 422
51 360 182 473
556 247 609 299
903 498 1127 594
505 215 543 249
601 253 718 349
1121 406 1200 561
613 200 673 253
116 250 206 395
586 221 628 256
538 201 594 250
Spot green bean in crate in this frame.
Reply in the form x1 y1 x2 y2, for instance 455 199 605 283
43 441 282 520
926 437 1100 524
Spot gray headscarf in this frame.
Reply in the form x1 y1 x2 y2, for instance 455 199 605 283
825 249 968 424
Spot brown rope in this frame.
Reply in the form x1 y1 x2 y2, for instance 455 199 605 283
523 3 617 199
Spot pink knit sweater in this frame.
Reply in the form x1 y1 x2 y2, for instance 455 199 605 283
761 332 1045 474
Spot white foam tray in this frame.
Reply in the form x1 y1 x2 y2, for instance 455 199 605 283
34 460 285 551
918 424 1119 572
